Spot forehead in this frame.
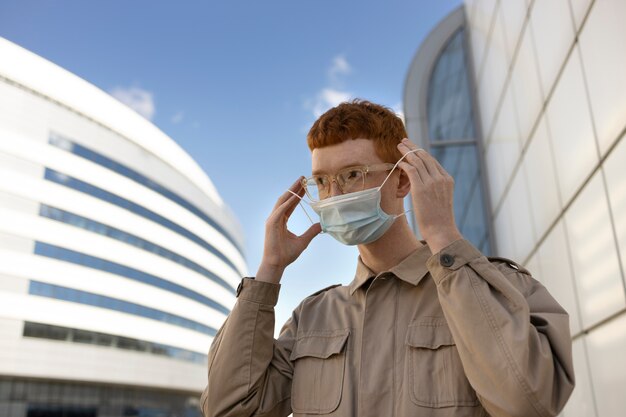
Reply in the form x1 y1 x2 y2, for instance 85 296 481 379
311 138 383 174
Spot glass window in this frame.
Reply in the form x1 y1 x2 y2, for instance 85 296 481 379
21 322 207 364
28 281 217 337
0 380 11 401
27 404 98 417
537 220 582 335
427 29 476 141
602 134 626 276
509 21 544 151
499 0 527 60
506 167 536 262
72 329 95 344
586 314 626 416
578 0 626 156
40 170 239 291
565 171 625 328
117 337 140 351
424 27 492 255
33 240 230 315
461 180 486 246
521 115 561 239
529 0 575 96
560 337 597 417
476 5 509 137
47 133 243 255
487 87 522 209
546 45 599 205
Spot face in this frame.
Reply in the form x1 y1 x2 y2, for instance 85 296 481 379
311 138 407 214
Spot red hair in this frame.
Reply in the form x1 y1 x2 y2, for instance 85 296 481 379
307 99 407 162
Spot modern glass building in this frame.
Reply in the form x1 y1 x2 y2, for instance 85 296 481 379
404 1 626 416
0 37 246 416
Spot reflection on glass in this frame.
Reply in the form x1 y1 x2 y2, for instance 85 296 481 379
425 28 490 255
427 28 476 141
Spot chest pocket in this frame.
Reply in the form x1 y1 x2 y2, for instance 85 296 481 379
405 319 479 408
290 329 349 414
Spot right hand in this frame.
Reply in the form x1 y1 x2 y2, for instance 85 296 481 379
256 177 322 283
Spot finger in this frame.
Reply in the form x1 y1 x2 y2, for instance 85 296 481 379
418 153 444 179
428 153 452 178
299 223 322 247
284 186 307 218
398 140 442 179
400 137 419 150
397 141 423 161
398 161 424 185
273 177 304 211
272 188 304 221
397 142 431 180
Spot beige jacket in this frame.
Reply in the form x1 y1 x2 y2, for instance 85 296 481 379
201 238 575 417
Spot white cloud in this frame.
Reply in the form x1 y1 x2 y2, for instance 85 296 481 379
171 110 184 124
392 102 405 125
304 54 353 118
109 86 155 120
328 54 351 80
305 88 352 118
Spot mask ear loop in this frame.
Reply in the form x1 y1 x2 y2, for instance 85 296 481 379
378 147 421 219
378 148 421 190
287 189 321 230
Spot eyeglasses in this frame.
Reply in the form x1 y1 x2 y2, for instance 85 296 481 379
302 163 395 201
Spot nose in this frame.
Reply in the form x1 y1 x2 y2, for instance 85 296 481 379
329 179 343 198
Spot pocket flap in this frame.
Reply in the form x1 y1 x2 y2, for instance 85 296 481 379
290 329 350 361
405 319 455 349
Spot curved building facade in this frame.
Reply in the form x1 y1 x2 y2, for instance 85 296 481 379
0 37 246 416
404 5 494 255
405 1 626 416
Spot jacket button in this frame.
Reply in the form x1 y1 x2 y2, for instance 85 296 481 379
440 253 454 267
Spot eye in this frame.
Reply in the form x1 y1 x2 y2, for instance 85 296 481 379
314 176 328 186
340 170 362 183
346 170 360 179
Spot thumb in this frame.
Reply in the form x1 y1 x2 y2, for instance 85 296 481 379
299 223 322 246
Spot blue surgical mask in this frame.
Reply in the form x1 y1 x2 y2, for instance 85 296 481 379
290 149 419 246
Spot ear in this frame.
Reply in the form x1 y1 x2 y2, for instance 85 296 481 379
396 169 411 198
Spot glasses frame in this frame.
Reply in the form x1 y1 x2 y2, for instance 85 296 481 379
302 163 395 201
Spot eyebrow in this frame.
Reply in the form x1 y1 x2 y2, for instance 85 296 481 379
311 163 364 176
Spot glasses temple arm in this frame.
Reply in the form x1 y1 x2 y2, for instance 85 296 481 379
381 148 421 187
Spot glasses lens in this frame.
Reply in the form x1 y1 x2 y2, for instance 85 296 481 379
304 176 328 201
337 169 364 194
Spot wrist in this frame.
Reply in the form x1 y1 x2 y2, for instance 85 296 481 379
256 262 285 284
425 228 463 255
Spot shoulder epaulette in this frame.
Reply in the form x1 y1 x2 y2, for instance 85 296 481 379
306 283 342 298
487 256 531 276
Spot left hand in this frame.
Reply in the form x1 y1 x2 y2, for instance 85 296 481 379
396 138 463 253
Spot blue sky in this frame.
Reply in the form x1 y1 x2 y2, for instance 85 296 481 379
0 0 462 333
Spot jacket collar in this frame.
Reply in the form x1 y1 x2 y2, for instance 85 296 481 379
348 240 432 296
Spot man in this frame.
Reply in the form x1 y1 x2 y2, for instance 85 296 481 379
201 100 575 417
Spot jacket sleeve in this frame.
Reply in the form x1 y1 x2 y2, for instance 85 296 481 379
425 238 576 417
200 277 298 417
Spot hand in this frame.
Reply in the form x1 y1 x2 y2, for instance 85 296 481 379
396 138 463 254
257 177 322 283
